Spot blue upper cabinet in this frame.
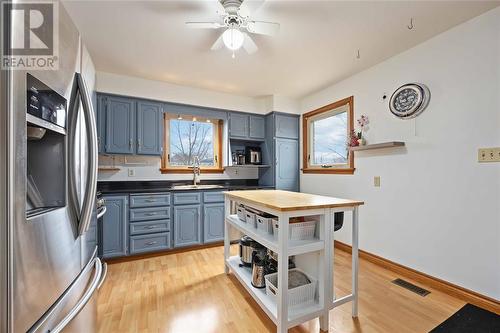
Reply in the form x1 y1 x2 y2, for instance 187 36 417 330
275 114 299 139
229 113 249 139
137 101 163 155
275 138 299 191
229 112 265 140
249 115 265 139
105 96 136 154
96 95 106 154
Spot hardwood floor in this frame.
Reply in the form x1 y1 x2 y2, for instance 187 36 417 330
97 246 465 333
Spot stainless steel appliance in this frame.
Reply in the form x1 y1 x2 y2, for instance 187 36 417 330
1 3 106 332
251 252 267 289
245 146 262 165
238 236 265 267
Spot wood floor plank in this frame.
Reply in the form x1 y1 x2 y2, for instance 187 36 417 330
97 246 465 333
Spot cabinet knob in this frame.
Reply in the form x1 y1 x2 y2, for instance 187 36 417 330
146 241 158 246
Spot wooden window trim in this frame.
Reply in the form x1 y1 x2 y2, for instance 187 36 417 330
302 96 355 174
160 114 224 174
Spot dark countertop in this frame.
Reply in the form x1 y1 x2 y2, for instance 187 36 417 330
97 179 274 194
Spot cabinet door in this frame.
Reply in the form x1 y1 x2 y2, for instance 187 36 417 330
101 195 128 258
229 113 249 139
137 101 163 155
275 138 299 192
105 96 136 154
174 205 202 247
275 114 299 139
203 203 224 243
249 115 265 139
96 95 106 154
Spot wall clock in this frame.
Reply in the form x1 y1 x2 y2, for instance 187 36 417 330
389 83 430 119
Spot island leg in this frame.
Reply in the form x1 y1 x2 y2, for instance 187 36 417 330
319 209 333 332
352 207 359 317
224 197 231 275
277 213 289 333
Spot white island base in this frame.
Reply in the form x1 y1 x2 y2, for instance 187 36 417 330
223 190 363 333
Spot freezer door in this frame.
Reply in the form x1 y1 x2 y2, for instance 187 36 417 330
29 253 105 333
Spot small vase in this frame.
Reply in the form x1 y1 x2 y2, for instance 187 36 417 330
357 138 365 146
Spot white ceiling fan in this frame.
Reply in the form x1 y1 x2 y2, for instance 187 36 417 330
186 0 280 57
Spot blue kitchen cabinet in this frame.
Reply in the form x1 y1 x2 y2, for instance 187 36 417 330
249 115 265 139
96 95 106 153
203 203 224 243
229 113 249 139
137 101 163 155
105 96 136 154
229 113 265 140
275 138 299 191
101 195 128 258
275 113 299 139
173 204 202 247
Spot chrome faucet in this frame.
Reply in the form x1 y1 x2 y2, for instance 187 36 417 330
192 156 201 186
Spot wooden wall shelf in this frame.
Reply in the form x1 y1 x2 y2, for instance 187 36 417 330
350 141 405 151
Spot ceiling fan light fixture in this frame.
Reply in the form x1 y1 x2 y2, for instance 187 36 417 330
222 28 244 51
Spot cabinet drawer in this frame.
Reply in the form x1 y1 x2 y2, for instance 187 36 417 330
203 191 224 203
130 193 170 208
130 232 170 254
130 219 170 235
130 206 170 222
173 192 201 205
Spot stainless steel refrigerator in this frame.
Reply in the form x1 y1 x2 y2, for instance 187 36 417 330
1 1 106 332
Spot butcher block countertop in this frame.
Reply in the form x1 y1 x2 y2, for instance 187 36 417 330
224 190 364 212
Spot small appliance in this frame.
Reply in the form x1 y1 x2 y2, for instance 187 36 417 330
245 146 262 165
238 235 264 267
251 251 268 288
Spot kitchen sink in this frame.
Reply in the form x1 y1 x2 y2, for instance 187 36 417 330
171 184 225 190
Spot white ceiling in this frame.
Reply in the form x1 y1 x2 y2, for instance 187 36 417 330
63 0 499 99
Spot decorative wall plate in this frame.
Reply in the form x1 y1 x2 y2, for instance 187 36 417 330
389 83 430 119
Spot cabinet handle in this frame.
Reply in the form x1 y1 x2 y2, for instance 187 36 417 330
145 212 157 216
146 241 158 246
137 139 141 148
129 139 133 149
146 225 157 229
145 199 156 203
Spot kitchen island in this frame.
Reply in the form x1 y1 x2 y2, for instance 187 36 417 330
223 190 363 333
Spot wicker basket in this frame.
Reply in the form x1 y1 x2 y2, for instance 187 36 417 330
265 269 317 307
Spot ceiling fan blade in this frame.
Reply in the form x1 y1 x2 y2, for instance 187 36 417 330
215 0 226 15
246 20 279 36
186 21 223 29
238 0 265 18
211 33 225 51
242 33 258 54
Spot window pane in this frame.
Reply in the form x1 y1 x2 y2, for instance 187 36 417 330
169 119 214 166
312 111 348 165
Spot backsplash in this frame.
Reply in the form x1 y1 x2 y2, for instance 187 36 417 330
98 155 258 181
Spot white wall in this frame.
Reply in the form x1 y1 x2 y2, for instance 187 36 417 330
300 7 500 299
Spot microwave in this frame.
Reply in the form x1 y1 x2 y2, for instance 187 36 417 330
27 73 67 129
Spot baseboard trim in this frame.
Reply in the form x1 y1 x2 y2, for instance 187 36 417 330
334 241 500 314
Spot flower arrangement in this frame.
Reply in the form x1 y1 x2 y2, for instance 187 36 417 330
356 115 369 145
348 129 359 147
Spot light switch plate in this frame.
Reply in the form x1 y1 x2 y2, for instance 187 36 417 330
374 176 381 187
478 148 500 163
128 168 135 177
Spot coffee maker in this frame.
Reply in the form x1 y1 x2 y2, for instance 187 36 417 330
245 146 262 165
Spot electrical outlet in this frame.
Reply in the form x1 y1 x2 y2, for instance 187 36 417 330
374 176 381 187
128 168 135 177
478 148 500 163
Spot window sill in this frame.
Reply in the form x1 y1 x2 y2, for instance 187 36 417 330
160 168 225 174
301 168 355 175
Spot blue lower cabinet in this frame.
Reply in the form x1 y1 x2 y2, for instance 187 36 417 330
130 232 171 254
203 203 224 243
129 206 170 222
102 195 128 258
173 204 202 247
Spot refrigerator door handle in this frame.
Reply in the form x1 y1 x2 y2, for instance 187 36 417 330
96 206 107 219
68 73 98 235
97 262 108 290
48 258 103 333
